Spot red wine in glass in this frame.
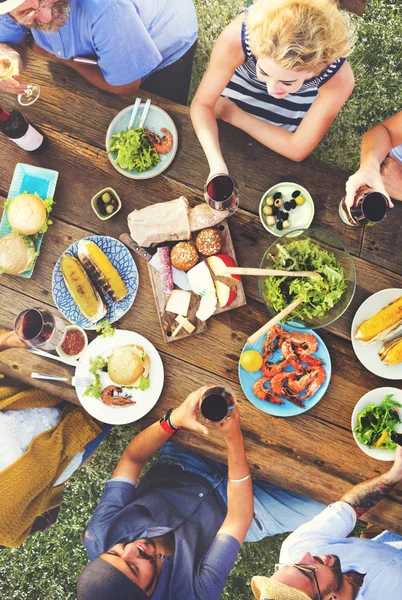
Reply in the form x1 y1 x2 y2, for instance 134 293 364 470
204 173 239 214
339 189 389 226
14 308 66 350
201 386 235 422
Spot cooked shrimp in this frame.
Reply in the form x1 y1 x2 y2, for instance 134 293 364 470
101 385 135 407
253 377 284 404
261 356 289 378
145 127 173 154
262 325 288 359
270 371 305 408
287 366 326 399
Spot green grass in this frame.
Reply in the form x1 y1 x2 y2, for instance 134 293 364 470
0 1 394 597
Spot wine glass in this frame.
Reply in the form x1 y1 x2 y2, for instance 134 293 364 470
14 308 66 351
204 173 239 215
200 386 235 423
0 50 40 106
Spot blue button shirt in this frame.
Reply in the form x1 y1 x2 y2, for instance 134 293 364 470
0 0 198 86
84 464 240 600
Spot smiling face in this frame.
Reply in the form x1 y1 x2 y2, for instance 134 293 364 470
10 0 71 32
256 56 315 98
272 553 343 600
100 538 168 596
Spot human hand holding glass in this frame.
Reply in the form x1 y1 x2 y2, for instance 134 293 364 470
0 47 40 106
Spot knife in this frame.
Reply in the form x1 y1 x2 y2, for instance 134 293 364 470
119 233 191 291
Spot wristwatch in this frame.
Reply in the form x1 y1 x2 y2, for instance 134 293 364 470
159 408 181 435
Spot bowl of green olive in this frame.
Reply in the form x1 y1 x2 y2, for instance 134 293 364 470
259 182 314 237
91 188 121 220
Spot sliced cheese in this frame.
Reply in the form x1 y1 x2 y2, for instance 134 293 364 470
165 289 191 316
175 315 196 333
187 261 215 296
196 290 217 322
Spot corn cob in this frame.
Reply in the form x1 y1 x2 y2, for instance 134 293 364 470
78 240 127 302
355 296 402 343
60 254 106 322
379 335 402 366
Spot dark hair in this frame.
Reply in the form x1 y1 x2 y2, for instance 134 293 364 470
77 557 148 600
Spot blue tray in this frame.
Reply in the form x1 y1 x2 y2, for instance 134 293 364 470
238 323 331 417
0 163 59 278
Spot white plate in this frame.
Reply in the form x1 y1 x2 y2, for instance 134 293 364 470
351 288 402 379
75 330 164 424
351 387 402 461
259 182 315 237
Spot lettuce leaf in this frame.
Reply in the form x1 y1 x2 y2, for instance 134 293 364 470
109 127 161 173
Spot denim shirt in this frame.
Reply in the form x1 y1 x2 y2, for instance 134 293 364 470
0 0 198 85
84 464 240 600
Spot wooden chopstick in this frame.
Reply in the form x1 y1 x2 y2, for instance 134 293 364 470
247 297 304 345
221 267 320 279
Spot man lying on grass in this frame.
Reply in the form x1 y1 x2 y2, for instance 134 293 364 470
77 386 323 600
0 0 197 104
252 446 402 600
345 111 402 207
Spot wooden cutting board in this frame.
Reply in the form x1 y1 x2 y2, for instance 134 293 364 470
148 220 247 342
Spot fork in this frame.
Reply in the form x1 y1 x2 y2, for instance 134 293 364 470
31 372 92 387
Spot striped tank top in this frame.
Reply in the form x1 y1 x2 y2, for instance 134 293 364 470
222 20 346 132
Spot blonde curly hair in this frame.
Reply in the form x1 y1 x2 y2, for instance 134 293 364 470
246 0 357 72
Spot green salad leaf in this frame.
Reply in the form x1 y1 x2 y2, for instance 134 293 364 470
84 355 108 400
109 127 161 173
264 238 347 322
354 394 402 450
135 376 150 391
96 319 116 338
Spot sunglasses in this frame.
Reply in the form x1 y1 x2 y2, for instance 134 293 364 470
12 0 55 25
274 563 322 600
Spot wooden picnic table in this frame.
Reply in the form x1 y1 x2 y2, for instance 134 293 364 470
1 54 402 534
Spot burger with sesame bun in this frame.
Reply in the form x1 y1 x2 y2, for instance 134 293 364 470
7 193 52 236
0 232 37 275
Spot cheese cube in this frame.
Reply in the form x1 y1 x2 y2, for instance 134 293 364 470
165 290 191 316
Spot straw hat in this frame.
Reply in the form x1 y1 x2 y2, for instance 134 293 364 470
252 577 312 600
0 0 26 15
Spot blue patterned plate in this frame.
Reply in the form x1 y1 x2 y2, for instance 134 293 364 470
238 323 331 417
52 235 138 330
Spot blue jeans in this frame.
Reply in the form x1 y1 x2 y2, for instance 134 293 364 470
157 441 324 542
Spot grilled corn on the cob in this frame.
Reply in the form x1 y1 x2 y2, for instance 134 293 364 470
355 296 402 344
379 335 402 366
61 254 106 322
78 240 127 302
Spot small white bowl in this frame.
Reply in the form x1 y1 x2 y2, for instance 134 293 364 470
351 386 402 461
57 325 88 362
259 182 315 237
91 187 121 221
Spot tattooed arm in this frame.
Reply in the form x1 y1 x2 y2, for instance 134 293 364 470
341 446 402 518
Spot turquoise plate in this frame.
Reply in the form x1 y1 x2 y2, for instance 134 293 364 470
238 323 331 417
0 163 59 278
105 103 178 179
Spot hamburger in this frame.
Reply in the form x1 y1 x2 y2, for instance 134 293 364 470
7 193 47 235
108 344 151 389
0 233 37 274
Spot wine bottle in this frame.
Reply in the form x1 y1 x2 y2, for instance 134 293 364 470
0 106 48 153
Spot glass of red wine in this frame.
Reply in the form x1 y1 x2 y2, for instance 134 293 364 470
200 386 235 423
14 308 66 351
204 173 239 215
339 189 389 226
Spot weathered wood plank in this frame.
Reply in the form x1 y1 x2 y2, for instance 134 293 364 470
360 203 402 276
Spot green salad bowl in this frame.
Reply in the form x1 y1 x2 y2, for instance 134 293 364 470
258 228 356 330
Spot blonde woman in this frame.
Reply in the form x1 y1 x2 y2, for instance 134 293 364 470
191 0 356 174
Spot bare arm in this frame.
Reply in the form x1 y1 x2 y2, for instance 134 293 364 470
345 111 402 207
215 409 254 545
217 61 354 162
190 17 245 175
111 387 209 484
0 330 28 352
341 446 402 519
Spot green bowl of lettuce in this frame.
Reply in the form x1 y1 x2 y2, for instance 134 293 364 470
258 228 356 329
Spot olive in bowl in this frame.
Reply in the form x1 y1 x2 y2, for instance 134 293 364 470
91 187 122 220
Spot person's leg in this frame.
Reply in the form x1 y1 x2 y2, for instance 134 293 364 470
244 480 325 543
140 41 198 105
381 151 402 202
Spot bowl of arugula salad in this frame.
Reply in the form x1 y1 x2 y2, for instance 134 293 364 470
106 103 178 179
258 228 356 329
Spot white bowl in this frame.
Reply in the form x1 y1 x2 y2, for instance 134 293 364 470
351 386 402 461
57 325 88 362
259 182 315 237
